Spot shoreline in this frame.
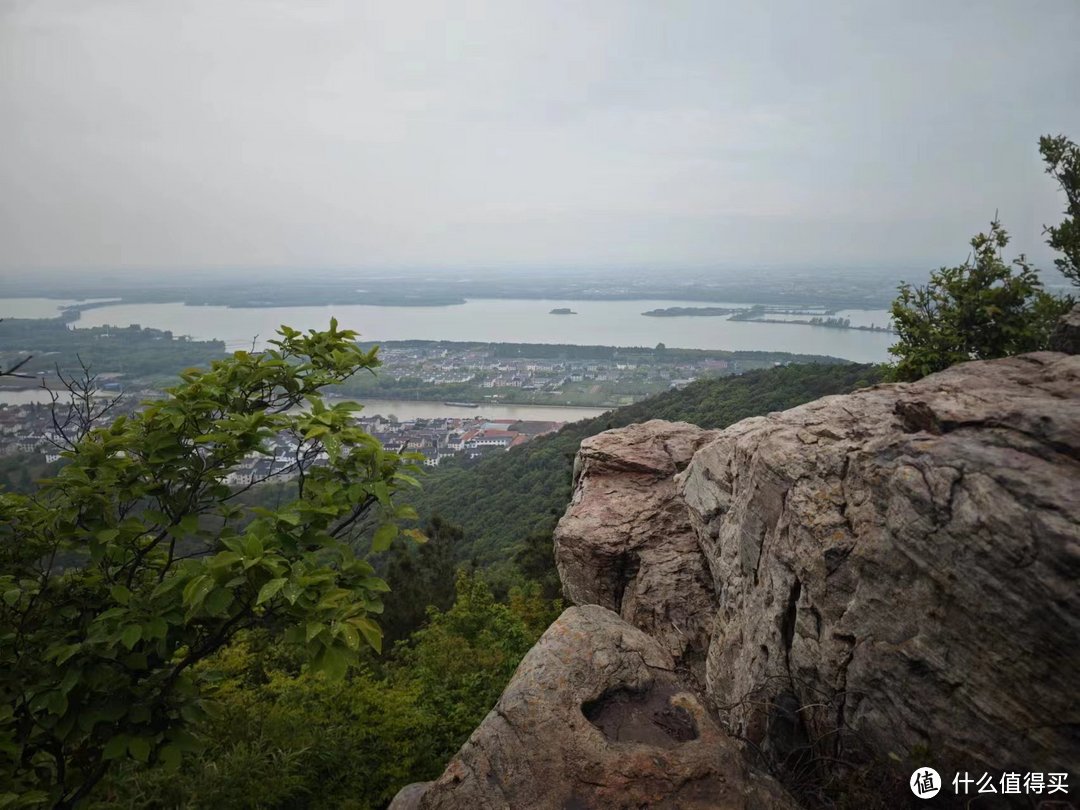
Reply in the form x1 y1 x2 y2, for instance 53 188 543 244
2 292 899 312
328 395 615 411
0 384 619 411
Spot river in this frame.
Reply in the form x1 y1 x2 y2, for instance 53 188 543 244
342 399 608 422
54 298 895 362
0 386 608 423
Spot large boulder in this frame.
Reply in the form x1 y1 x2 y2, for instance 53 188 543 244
679 351 1080 779
391 606 798 810
553 420 719 672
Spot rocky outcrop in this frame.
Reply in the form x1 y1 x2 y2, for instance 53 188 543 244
391 606 798 810
679 351 1080 779
398 349 1079 808
553 420 719 672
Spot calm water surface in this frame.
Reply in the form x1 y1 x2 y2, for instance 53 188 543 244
63 298 895 362
0 387 606 423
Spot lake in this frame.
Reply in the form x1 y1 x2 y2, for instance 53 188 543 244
59 298 895 362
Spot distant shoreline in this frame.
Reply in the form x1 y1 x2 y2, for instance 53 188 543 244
642 306 744 317
1 288 900 311
329 395 613 411
0 383 617 412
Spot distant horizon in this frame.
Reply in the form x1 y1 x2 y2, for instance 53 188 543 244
0 235 1071 279
3 261 1077 294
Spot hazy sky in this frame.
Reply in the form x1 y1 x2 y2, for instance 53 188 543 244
2 0 1078 274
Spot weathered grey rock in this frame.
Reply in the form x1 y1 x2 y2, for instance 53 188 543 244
388 781 434 810
679 351 1080 778
399 605 798 810
1051 302 1080 354
553 420 719 671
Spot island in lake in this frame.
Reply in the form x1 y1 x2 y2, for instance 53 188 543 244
642 306 744 317
549 308 578 315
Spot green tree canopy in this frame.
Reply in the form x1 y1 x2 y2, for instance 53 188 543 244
0 321 422 807
379 514 462 644
1040 134 1080 287
888 134 1079 382
888 219 1071 382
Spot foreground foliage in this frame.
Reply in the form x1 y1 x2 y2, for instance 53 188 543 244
0 322 421 807
93 574 558 810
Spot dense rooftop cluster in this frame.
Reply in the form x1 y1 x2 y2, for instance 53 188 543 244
0 401 563 476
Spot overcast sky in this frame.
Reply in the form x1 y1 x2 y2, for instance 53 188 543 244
2 0 1078 275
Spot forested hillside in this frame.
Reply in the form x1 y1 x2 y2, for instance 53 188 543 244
408 362 884 565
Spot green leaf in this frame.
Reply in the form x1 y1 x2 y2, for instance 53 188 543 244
208 551 242 569
256 577 287 605
304 425 330 440
110 585 132 605
353 616 382 654
361 576 391 593
158 743 182 771
182 575 214 609
394 473 421 488
128 737 151 763
103 734 128 761
373 481 391 508
145 616 168 640
203 588 233 616
340 623 360 651
179 513 201 534
314 645 348 680
194 432 230 444
371 523 398 552
277 511 301 526
53 644 81 665
120 625 142 650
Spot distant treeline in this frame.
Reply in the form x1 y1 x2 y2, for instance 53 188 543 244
642 306 744 317
358 340 846 365
1 269 911 310
0 318 226 383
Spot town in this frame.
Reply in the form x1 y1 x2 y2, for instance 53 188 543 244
0 399 566 492
343 340 836 407
0 317 844 411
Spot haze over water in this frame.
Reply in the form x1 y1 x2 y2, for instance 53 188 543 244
68 299 895 363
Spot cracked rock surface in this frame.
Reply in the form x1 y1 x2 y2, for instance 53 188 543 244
680 351 1080 778
553 420 719 673
389 606 797 810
